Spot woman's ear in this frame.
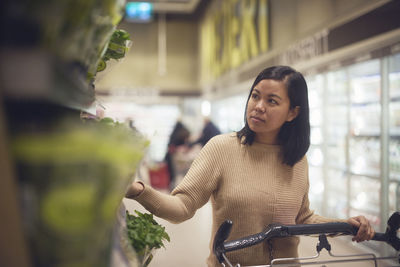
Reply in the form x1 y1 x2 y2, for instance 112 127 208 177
286 106 300 122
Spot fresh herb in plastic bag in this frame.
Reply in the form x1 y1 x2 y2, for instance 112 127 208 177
126 210 170 266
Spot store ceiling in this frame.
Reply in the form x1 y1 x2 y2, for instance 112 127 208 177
136 0 203 14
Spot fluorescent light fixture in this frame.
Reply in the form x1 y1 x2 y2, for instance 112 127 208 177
125 2 153 22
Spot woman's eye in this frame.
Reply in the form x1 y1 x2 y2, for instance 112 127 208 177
251 93 259 99
268 99 278 105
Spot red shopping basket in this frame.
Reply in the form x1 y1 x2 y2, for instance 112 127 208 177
148 162 170 189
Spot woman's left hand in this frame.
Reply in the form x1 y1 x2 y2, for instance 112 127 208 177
347 215 375 242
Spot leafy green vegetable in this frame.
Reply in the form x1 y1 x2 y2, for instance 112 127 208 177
126 210 170 266
99 117 116 124
97 59 107 72
96 29 131 73
103 29 131 61
11 115 147 267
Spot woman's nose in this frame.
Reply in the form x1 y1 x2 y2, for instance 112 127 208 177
255 101 266 112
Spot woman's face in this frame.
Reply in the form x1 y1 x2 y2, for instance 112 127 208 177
246 79 299 145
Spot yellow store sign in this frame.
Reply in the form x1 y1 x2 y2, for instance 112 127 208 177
201 0 269 80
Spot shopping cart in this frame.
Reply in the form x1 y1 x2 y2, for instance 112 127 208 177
213 212 400 267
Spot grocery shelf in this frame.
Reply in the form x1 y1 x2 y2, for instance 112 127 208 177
0 1 140 266
0 95 31 267
1 49 95 111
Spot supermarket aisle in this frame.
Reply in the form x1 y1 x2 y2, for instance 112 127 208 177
123 197 396 267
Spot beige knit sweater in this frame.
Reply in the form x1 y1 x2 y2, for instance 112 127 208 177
135 133 336 266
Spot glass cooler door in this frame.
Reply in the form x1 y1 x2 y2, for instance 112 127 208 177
389 53 400 215
307 74 325 214
348 59 381 229
325 69 349 219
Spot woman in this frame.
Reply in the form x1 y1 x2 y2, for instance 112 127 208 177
126 66 374 266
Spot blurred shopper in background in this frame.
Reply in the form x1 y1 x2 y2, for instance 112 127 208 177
190 117 221 147
164 121 190 189
126 65 374 266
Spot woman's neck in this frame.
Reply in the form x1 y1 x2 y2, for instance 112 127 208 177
254 133 279 145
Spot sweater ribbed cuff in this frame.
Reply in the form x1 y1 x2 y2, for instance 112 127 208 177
135 184 162 214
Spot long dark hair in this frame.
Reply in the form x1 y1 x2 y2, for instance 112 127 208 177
237 65 310 166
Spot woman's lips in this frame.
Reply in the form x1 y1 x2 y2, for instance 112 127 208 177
250 116 265 123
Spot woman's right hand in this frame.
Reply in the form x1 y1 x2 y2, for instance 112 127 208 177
125 181 144 199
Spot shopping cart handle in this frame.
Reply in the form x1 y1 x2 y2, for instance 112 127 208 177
385 211 400 250
213 212 400 262
213 220 233 263
369 211 400 250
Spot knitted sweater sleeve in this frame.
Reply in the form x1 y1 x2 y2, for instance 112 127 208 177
134 135 222 224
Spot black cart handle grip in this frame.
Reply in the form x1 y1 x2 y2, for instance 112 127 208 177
213 212 400 263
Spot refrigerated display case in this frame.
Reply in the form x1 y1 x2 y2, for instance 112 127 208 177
389 53 400 216
324 69 349 220
326 70 348 171
346 60 382 234
307 74 325 215
348 60 381 176
304 53 400 252
326 168 348 219
308 165 324 214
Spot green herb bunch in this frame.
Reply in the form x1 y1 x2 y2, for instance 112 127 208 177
103 29 131 61
97 29 131 72
126 210 170 266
